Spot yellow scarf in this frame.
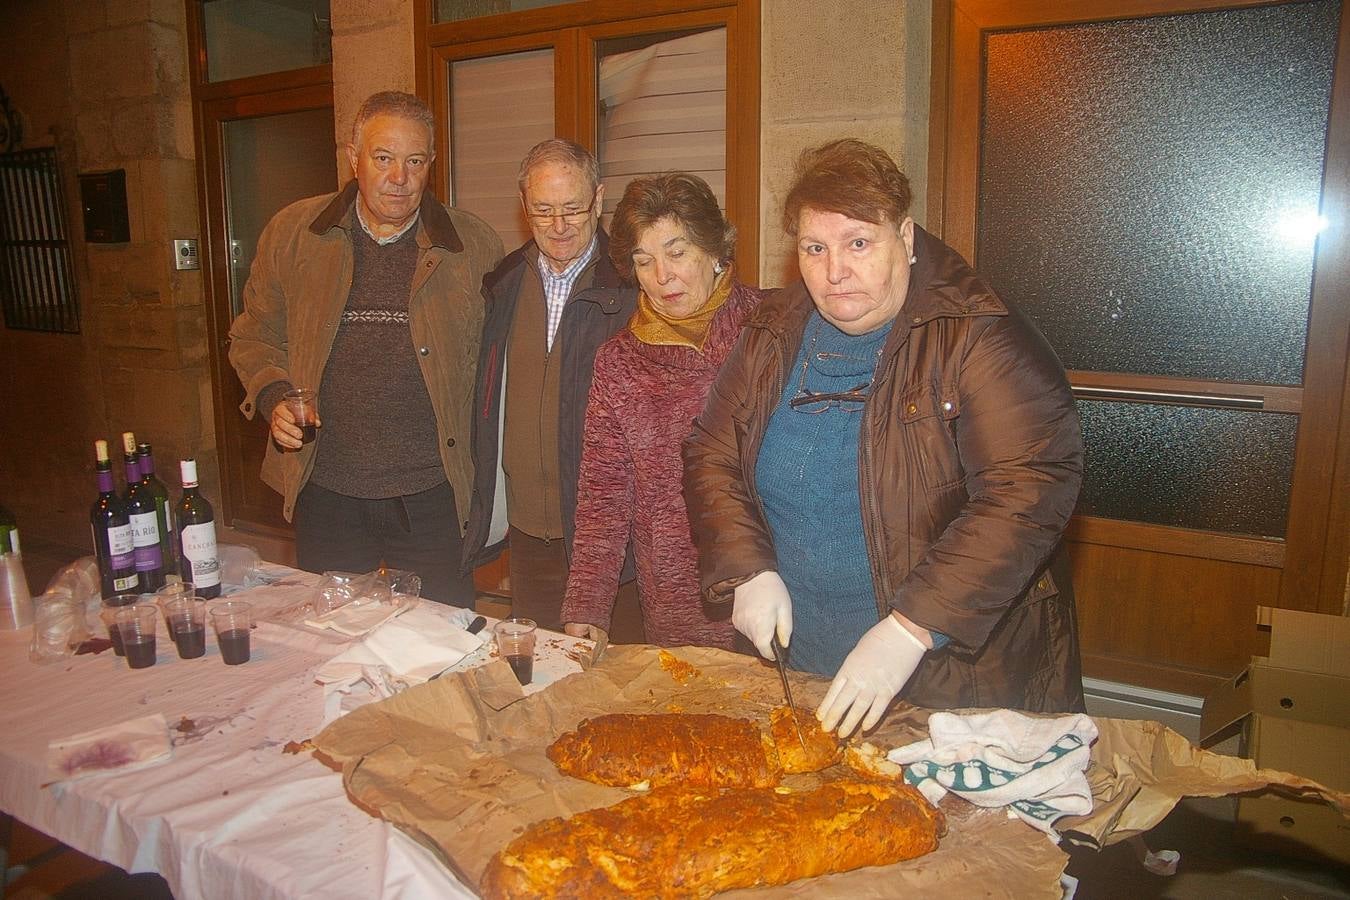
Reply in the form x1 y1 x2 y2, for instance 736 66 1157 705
629 267 733 351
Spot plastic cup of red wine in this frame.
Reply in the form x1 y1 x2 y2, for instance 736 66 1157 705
113 604 159 670
209 600 253 665
156 581 195 605
283 389 319 444
154 583 194 632
101 592 143 656
162 596 208 659
493 617 537 685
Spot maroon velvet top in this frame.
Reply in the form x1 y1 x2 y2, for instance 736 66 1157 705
561 281 764 647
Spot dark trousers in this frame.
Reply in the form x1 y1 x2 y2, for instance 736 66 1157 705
507 526 645 642
294 481 475 607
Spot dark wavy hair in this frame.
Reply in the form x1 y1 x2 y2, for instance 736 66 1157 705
783 139 912 236
608 173 736 282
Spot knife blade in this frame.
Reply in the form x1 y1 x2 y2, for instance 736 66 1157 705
770 635 808 750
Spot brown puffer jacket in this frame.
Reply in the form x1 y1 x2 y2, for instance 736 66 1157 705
683 226 1086 712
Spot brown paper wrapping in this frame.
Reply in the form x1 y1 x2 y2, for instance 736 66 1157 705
312 645 1348 898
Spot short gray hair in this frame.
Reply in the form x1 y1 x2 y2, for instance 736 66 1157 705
351 91 435 147
517 139 599 194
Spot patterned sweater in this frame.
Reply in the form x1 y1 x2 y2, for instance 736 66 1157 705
561 281 764 647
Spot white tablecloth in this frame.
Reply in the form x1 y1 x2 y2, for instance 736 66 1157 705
0 566 581 899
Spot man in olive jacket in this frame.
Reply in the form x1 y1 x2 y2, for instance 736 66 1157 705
229 91 503 605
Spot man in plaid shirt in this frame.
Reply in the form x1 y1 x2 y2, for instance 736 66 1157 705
462 140 642 640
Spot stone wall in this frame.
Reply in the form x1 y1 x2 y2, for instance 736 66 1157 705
758 0 930 287
0 0 215 555
331 0 416 175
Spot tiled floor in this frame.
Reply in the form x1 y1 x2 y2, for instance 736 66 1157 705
5 538 1347 899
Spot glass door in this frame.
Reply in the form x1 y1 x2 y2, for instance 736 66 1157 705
221 108 337 318
188 0 337 534
932 0 1350 695
199 87 337 532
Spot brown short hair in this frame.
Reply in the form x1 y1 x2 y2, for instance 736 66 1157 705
782 139 912 237
351 91 435 146
608 173 736 281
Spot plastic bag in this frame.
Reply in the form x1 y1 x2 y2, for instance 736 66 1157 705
263 567 421 634
28 557 102 663
219 543 265 594
41 555 102 634
29 592 92 663
44 556 101 608
313 569 422 616
314 570 381 617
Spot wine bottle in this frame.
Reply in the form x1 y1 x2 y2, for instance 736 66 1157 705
90 440 138 599
137 442 177 578
122 431 164 592
177 459 220 598
0 502 18 556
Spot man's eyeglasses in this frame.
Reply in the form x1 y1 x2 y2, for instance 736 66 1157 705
789 382 871 414
524 196 599 226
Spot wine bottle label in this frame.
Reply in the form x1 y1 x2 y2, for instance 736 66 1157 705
181 522 220 588
92 522 136 594
108 522 135 565
129 510 163 568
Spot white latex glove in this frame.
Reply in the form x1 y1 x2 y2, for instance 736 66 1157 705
732 571 793 660
817 614 927 738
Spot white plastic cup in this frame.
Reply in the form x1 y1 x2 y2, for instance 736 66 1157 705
0 553 34 631
493 618 537 685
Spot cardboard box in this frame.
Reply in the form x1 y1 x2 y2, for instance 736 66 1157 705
1201 606 1350 864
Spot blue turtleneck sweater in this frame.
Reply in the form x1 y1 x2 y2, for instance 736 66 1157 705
754 311 893 677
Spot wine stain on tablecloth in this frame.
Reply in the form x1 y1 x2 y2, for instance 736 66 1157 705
58 740 135 776
171 713 251 746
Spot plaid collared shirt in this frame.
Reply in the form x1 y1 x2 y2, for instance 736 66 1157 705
535 235 598 351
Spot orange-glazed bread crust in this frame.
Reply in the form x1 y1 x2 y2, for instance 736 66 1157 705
546 713 782 789
769 706 842 773
480 779 945 899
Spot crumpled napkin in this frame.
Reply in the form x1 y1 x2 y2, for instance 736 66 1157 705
314 613 489 724
887 709 1098 836
46 712 172 784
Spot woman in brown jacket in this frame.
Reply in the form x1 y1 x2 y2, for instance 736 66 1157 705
683 139 1085 737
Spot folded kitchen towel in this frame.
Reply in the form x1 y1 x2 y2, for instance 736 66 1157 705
887 709 1098 836
314 615 490 724
46 712 172 784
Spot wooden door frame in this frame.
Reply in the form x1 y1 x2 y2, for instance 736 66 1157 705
415 0 760 280
928 0 1350 618
426 30 576 207
186 0 334 534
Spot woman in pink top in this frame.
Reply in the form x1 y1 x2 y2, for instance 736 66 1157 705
561 173 764 648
